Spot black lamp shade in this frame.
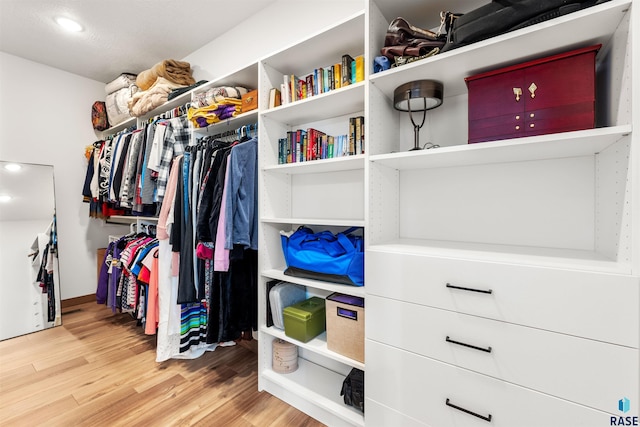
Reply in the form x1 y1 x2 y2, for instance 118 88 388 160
393 80 444 111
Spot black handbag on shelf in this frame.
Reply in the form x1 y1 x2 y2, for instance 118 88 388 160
380 16 446 63
442 0 611 52
341 368 364 413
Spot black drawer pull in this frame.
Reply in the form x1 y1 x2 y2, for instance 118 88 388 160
446 283 493 294
446 398 492 422
446 336 492 353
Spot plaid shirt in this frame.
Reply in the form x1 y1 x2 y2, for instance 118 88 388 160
156 115 190 202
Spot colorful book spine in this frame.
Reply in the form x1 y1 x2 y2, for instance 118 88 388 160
355 55 365 83
286 131 293 163
333 63 341 89
349 117 356 155
341 54 354 87
351 60 357 85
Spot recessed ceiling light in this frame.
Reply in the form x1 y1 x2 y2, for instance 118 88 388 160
0 195 12 203
55 16 83 32
4 163 21 172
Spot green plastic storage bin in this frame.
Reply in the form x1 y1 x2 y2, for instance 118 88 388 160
283 297 326 343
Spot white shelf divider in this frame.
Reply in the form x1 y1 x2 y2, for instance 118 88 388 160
368 239 630 275
262 268 365 298
263 154 365 174
261 218 365 228
370 125 632 170
261 82 365 124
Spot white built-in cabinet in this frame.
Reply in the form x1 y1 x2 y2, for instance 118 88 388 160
257 12 367 427
101 1 639 425
364 0 639 426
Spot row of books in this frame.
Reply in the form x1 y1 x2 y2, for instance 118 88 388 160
277 116 364 164
278 54 365 105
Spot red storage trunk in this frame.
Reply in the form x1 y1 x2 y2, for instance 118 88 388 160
465 44 600 144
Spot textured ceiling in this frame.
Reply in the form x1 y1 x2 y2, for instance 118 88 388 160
0 0 277 83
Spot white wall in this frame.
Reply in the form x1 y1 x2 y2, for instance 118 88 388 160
0 52 127 300
184 0 364 81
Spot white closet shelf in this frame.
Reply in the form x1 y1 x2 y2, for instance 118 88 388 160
369 125 631 170
262 326 365 371
104 215 159 225
262 268 365 298
192 62 258 93
261 82 365 125
368 239 631 275
261 218 365 227
369 0 631 98
261 358 365 427
263 154 365 174
104 117 137 134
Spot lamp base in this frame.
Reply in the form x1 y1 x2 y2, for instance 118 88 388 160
409 146 423 151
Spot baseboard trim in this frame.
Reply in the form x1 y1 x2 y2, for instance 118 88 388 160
61 294 96 309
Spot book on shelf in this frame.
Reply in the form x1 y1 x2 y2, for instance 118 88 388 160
355 116 364 154
347 115 365 155
281 76 291 104
314 67 324 95
269 87 282 109
355 55 365 83
323 68 331 92
341 54 354 87
286 131 293 163
329 66 335 91
305 74 314 99
279 54 363 106
278 125 362 164
349 117 356 156
333 63 342 90
289 75 305 102
278 138 284 164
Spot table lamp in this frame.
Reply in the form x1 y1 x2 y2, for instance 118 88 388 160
393 80 443 151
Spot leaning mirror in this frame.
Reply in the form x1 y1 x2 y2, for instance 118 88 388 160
0 161 61 340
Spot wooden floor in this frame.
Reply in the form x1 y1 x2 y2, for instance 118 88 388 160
0 302 325 427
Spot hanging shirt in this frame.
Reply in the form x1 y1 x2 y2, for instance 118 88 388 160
224 137 258 250
156 115 189 202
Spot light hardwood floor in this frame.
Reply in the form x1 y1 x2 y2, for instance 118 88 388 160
0 302 325 427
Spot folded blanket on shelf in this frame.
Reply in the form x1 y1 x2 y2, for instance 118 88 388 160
105 73 137 95
187 98 242 128
128 77 187 117
106 86 137 126
191 86 248 108
136 59 195 91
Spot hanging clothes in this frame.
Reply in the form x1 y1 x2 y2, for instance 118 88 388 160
92 123 259 361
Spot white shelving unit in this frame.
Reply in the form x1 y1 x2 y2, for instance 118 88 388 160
257 10 367 427
364 0 638 426
98 1 639 424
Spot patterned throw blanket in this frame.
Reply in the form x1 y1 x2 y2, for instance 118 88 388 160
136 59 195 91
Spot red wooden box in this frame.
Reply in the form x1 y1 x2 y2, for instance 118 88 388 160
465 44 600 144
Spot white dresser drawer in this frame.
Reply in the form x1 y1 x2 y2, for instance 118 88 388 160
367 340 613 427
366 295 638 414
366 250 639 347
366 399 430 427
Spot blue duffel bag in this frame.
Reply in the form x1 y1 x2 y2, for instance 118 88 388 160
281 226 364 287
